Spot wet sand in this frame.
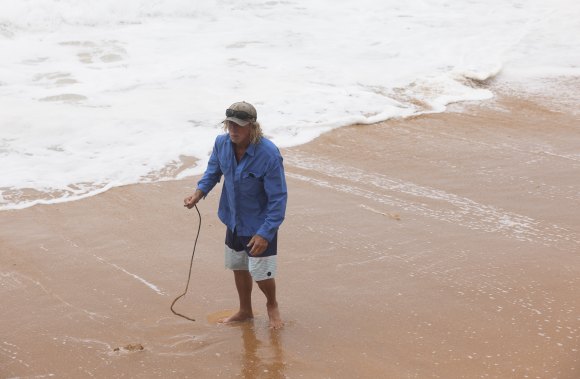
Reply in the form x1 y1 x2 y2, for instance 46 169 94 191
1 95 580 378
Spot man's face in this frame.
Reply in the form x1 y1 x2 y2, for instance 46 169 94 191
226 121 251 146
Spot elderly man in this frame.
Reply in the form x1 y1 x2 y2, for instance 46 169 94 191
184 101 287 329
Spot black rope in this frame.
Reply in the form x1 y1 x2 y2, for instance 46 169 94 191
170 204 201 322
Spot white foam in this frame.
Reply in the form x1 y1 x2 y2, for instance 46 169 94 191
1 0 579 209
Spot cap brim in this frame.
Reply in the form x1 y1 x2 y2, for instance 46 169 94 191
224 117 250 127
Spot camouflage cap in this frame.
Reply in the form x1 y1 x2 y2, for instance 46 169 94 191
224 101 257 127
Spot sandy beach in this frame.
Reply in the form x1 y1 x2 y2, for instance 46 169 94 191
1 94 580 378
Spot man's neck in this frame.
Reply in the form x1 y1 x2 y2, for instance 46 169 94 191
233 141 250 162
233 140 250 152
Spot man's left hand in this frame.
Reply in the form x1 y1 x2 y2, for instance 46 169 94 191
247 235 268 256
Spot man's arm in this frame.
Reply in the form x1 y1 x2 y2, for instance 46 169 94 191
183 138 223 208
255 155 288 242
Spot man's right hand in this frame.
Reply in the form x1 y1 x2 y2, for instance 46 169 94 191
183 189 204 209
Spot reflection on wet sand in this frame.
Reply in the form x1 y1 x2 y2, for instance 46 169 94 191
239 323 286 379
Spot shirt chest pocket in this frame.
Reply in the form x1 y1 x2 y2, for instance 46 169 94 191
240 171 264 193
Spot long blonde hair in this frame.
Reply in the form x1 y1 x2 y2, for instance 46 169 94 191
223 120 263 144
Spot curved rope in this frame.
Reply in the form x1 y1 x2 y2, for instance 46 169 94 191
170 204 201 322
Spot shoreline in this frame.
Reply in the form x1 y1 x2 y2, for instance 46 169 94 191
1 81 576 212
1 93 580 377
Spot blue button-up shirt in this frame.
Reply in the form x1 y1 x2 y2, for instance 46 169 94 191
197 134 287 242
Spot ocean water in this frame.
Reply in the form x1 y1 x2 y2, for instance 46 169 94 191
1 0 579 210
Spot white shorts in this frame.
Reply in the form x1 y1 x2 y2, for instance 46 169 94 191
224 245 277 282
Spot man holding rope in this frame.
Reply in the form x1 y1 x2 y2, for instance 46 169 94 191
184 101 288 329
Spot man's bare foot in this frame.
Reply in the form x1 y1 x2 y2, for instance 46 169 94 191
267 303 284 329
218 310 253 324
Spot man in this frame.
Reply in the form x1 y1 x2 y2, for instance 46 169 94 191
184 101 287 329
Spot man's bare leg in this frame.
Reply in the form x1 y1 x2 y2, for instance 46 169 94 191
257 278 283 329
220 270 254 323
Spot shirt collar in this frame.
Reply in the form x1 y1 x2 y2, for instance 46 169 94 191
228 137 256 157
245 142 256 157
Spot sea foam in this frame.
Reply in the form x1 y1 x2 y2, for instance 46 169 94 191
1 0 579 209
